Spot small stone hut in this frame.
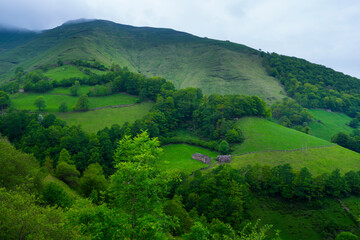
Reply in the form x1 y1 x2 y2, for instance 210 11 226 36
217 155 232 163
192 153 211 165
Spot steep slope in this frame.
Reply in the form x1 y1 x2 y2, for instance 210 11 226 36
0 20 286 103
231 117 360 175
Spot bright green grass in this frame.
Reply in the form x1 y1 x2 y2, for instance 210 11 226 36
43 174 80 199
230 146 360 175
48 85 93 95
308 109 354 141
44 65 87 80
10 92 137 112
233 117 332 154
250 196 359 240
56 102 154 133
155 144 218 174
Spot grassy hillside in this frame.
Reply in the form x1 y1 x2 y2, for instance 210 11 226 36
0 20 286 103
233 117 332 154
308 109 354 141
230 117 360 175
156 144 218 174
56 102 154 132
231 146 360 175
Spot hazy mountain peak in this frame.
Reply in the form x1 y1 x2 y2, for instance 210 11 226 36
61 18 97 26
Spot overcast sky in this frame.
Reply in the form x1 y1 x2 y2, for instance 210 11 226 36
1 0 360 78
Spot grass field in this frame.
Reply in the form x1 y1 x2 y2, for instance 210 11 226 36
233 117 332 154
230 145 360 175
44 65 88 80
250 196 359 240
155 144 218 173
10 91 138 112
308 109 354 141
56 102 154 132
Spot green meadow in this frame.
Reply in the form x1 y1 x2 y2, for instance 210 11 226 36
55 102 154 133
230 146 360 175
44 65 88 80
233 117 332 154
156 144 218 174
10 91 138 112
308 109 354 141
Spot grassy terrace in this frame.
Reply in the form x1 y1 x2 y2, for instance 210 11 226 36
10 91 138 112
56 102 153 133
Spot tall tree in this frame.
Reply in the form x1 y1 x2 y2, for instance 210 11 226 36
110 132 174 239
74 94 89 111
34 96 46 111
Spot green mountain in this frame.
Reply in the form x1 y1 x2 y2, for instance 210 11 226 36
0 20 286 103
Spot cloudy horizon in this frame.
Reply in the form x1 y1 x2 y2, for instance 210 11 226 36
1 0 359 78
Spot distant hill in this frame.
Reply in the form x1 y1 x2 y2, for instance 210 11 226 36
0 20 285 103
1 19 360 108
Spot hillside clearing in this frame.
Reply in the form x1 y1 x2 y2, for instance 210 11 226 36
308 109 354 141
156 144 218 174
10 91 138 112
233 117 332 154
56 102 154 133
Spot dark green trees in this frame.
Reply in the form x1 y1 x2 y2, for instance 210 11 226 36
73 94 89 111
34 96 47 111
0 91 10 110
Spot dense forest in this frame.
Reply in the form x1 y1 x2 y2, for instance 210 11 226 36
263 53 360 117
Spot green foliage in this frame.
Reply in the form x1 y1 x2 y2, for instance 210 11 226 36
0 188 81 240
59 148 73 164
110 131 175 238
110 161 173 239
59 101 68 112
34 96 46 111
349 118 359 128
336 232 359 240
69 80 80 96
114 131 162 165
55 161 80 188
178 165 247 230
183 222 210 240
0 137 39 189
218 140 230 154
41 182 74 208
79 163 108 198
264 52 360 116
0 91 10 109
164 195 194 235
271 97 313 131
66 199 122 240
74 94 89 111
